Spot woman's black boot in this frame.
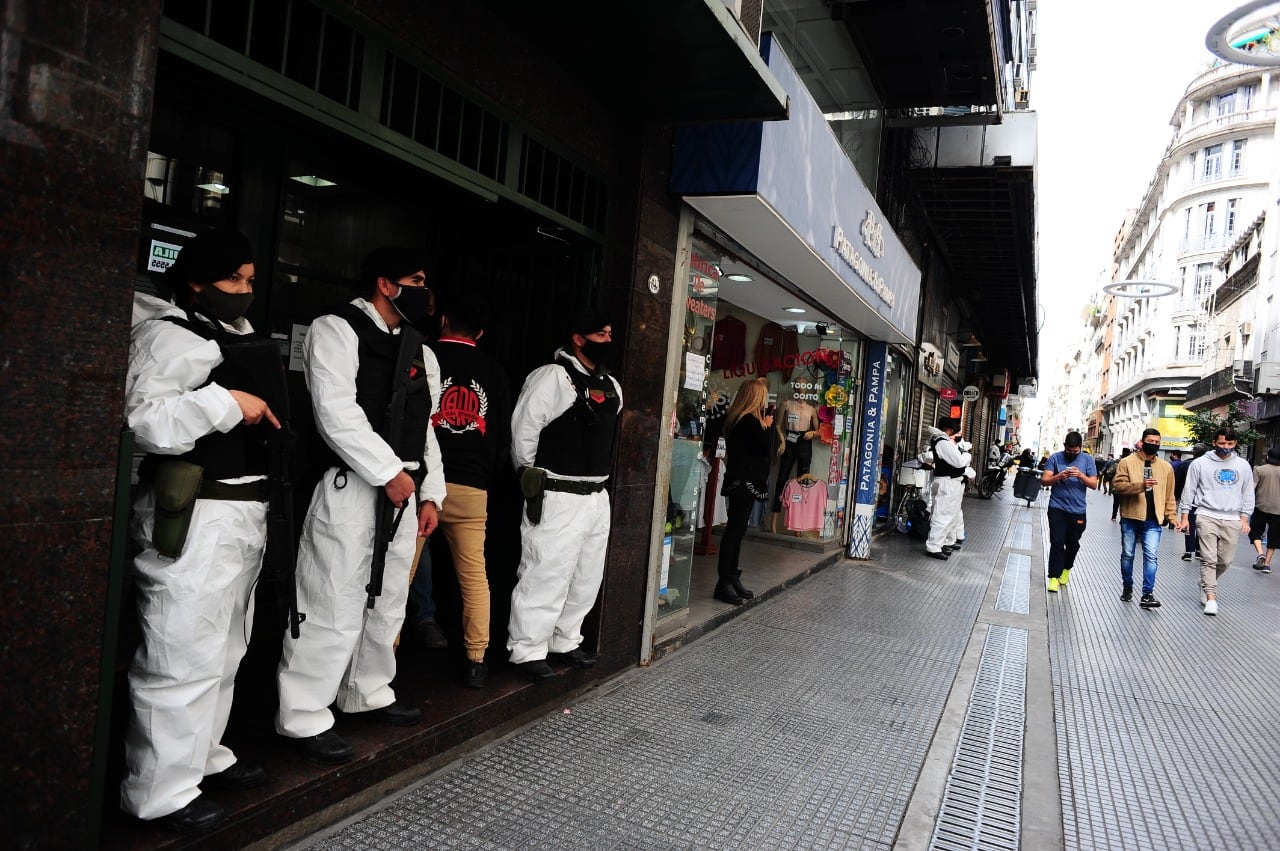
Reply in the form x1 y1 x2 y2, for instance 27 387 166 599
714 580 743 605
731 572 754 599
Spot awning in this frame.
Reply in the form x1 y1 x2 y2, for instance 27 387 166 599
488 0 790 123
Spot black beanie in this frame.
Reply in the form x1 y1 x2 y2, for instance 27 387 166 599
166 229 254 291
361 246 425 291
570 306 611 337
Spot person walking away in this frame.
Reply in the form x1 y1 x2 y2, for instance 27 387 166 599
1175 443 1208 561
121 230 281 835
507 308 622 680
1042 431 1098 592
1110 429 1175 607
1177 428 1254 616
1099 454 1116 495
923 417 970 559
1109 448 1130 519
1250 447 1280 573
427 292 511 687
276 246 446 765
715 378 776 604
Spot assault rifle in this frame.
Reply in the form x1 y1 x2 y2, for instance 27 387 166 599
367 324 426 609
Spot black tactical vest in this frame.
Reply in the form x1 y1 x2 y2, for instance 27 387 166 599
930 434 966 479
534 357 620 478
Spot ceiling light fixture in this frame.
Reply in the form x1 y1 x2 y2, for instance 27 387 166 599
960 333 981 347
195 182 230 194
784 307 806 314
971 350 989 363
725 273 754 282
290 175 338 187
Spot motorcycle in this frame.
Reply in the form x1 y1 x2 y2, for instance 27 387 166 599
976 452 1015 499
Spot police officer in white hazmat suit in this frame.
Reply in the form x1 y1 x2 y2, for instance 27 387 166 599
508 308 622 680
121 229 281 836
925 417 971 559
275 246 445 765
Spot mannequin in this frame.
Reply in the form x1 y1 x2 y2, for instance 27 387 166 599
770 398 819 532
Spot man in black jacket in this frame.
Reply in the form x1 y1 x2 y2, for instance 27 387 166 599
427 293 511 688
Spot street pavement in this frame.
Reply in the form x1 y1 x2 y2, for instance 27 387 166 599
291 481 1280 850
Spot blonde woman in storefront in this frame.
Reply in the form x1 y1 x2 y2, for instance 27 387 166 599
716 378 780 605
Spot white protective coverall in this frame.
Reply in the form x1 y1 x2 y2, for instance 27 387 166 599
507 349 623 664
120 293 267 820
276 299 445 738
925 428 972 554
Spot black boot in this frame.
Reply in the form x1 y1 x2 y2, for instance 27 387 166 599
714 580 743 605
731 572 754 599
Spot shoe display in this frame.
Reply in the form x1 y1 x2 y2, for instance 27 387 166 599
1204 599 1219 616
411 618 449 650
1120 586 1133 602
549 648 598 668
1059 569 1071 586
365 701 422 726
288 730 355 766
1180 552 1193 562
516 659 556 681
1048 578 1060 593
202 762 266 791
730 576 755 599
926 550 949 561
714 581 744 604
462 660 488 689
157 796 226 836
1139 594 1161 609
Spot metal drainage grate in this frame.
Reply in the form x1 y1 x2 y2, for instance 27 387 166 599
930 625 1027 851
1011 521 1032 551
994 553 1031 615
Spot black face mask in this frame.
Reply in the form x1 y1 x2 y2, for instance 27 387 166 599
1141 442 1160 456
392 285 433 324
197 287 254 325
580 339 613 368
1063 449 1080 461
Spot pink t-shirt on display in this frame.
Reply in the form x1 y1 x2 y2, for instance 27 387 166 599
782 478 827 531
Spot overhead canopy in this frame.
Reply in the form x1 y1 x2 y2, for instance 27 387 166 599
489 0 790 123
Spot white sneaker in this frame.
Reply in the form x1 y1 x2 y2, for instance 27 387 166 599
1204 599 1219 616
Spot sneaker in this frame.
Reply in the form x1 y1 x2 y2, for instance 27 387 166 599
1255 554 1267 571
1047 578 1060 593
1264 565 1273 574
1120 586 1133 602
1059 569 1071 587
1204 598 1219 616
411 618 449 650
462 660 488 689
1180 552 1193 562
1139 594 1161 609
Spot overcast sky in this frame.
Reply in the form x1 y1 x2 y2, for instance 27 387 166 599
1034 0 1245 369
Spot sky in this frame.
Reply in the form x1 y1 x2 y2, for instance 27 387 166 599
1024 0 1247 437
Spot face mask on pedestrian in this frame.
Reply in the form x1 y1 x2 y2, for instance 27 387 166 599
1141 441 1160 456
197 286 254 324
392 284 433 324
1063 448 1080 461
1214 445 1234 458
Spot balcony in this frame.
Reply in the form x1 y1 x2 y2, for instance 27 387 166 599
1175 108 1277 150
1178 232 1232 255
1183 164 1250 190
1184 362 1252 410
1212 253 1260 311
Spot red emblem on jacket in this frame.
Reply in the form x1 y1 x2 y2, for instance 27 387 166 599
432 379 488 434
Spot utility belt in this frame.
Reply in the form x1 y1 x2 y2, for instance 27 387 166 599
543 477 609 495
143 459 269 559
519 467 607 524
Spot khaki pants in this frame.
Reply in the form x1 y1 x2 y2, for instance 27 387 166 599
1195 514 1241 596
438 483 491 662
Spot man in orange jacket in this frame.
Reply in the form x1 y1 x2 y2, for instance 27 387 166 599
1110 428 1177 608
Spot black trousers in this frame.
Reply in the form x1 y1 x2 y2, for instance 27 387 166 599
718 488 757 580
1047 507 1086 579
772 436 813 511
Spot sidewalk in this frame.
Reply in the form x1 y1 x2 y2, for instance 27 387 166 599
289 486 1280 850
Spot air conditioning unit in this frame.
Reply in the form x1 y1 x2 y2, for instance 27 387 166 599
1015 89 1030 106
1255 362 1280 394
1233 358 1251 379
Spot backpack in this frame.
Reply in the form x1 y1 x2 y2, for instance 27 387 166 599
903 495 931 540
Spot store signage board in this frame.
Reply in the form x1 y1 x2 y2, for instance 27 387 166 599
848 341 887 559
940 387 958 401
962 385 980 402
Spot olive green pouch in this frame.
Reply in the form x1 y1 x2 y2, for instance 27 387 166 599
519 467 547 524
152 459 204 558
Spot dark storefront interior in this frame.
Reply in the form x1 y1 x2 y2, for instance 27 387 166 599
100 44 622 846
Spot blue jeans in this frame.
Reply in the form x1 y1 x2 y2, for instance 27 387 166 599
408 544 436 622
1120 517 1161 595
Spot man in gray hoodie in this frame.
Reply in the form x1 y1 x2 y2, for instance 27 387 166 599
1177 427 1255 615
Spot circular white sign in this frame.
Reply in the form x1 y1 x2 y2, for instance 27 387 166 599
961 385 980 402
647 274 661 294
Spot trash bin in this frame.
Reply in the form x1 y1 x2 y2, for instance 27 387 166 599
1013 466 1041 503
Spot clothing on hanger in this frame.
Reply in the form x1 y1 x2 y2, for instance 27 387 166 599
782 477 827 531
710 315 747 370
